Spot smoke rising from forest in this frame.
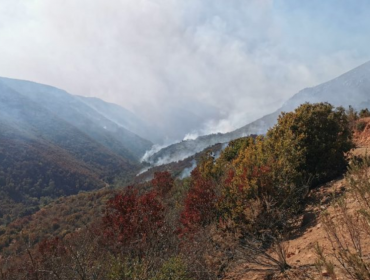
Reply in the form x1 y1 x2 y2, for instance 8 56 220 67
0 0 369 142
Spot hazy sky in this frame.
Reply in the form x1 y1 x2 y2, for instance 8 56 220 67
0 0 369 142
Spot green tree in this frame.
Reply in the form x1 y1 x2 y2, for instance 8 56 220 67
359 108 370 118
216 103 353 235
267 102 353 187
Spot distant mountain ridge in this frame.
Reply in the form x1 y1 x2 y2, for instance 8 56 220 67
0 78 153 222
76 96 162 144
0 77 153 159
146 61 370 165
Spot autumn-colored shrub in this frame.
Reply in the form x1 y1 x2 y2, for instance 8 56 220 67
151 171 174 197
179 169 217 234
103 187 165 249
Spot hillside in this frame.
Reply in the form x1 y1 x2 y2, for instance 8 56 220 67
0 79 150 225
77 96 162 144
0 77 153 160
135 142 227 183
146 61 370 166
227 119 370 280
0 103 360 280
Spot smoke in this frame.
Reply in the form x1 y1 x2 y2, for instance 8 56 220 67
183 132 199 141
148 150 195 167
136 165 151 176
140 139 195 166
179 160 197 179
140 143 173 163
0 0 369 142
178 141 228 179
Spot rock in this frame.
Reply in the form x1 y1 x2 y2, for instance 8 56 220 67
322 270 329 277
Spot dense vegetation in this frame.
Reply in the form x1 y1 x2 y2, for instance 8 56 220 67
0 82 145 226
0 132 139 226
0 102 356 280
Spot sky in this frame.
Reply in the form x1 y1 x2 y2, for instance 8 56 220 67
0 0 369 142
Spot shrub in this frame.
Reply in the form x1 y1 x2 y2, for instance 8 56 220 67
359 108 370 118
357 121 367 132
267 102 353 187
103 187 165 249
216 103 352 243
151 257 193 280
151 171 174 197
179 169 217 235
318 156 370 279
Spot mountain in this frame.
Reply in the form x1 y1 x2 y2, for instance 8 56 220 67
76 96 162 144
146 61 370 165
0 78 152 224
135 142 227 183
0 77 153 160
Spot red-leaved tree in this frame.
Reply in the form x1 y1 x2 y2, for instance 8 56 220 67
103 187 165 250
151 171 174 197
179 169 217 235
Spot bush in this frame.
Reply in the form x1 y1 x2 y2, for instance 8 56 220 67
179 168 217 235
359 108 370 118
216 103 353 238
151 171 174 197
267 102 353 187
151 257 193 280
357 121 367 132
318 156 370 279
103 187 165 250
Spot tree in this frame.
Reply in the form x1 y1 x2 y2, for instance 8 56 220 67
359 108 370 118
267 102 353 187
217 103 353 236
179 169 217 235
151 171 174 197
103 187 165 250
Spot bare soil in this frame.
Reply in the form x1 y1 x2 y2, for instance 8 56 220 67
224 118 370 280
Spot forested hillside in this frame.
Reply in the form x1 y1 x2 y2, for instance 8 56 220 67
0 79 151 225
2 102 366 280
0 77 153 160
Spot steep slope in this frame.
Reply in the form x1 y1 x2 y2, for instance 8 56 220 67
135 142 227 183
0 77 153 160
146 61 370 165
77 96 162 144
0 81 141 224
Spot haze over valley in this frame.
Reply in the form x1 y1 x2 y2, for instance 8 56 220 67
1 1 370 280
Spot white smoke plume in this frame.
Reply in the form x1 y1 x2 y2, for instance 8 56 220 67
0 0 369 142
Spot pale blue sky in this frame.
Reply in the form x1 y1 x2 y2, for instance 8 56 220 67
0 0 368 140
274 1 370 58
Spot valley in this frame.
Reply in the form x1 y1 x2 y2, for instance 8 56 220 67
1 63 370 280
